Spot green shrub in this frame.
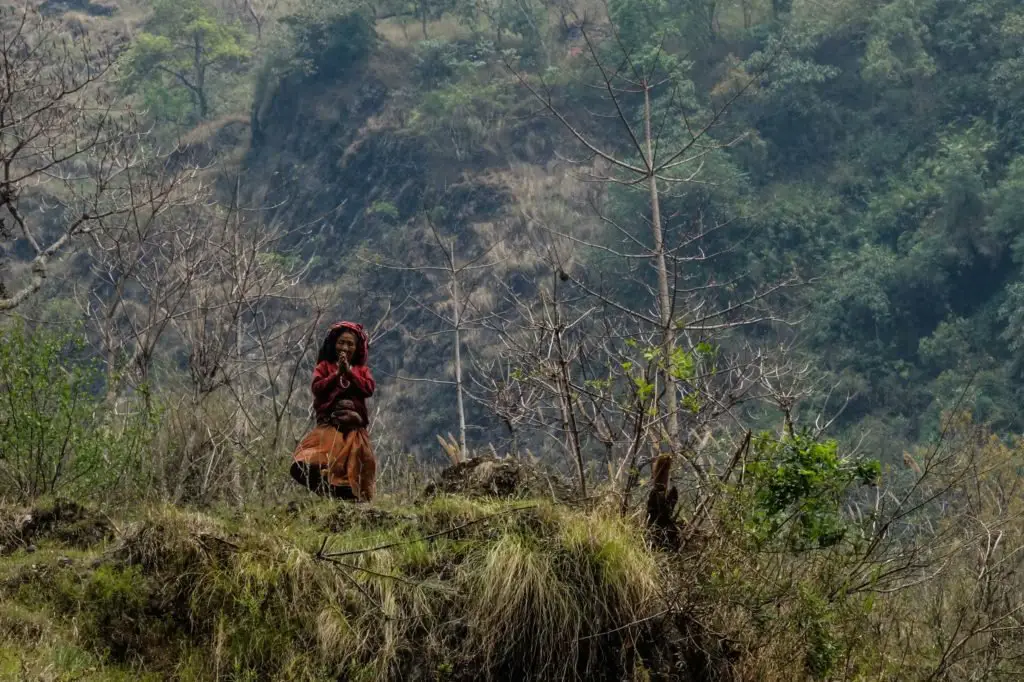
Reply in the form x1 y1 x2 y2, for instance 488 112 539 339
279 1 376 81
0 322 154 502
743 430 880 549
81 565 152 659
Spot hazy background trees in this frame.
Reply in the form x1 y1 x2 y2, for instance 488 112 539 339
2 0 1023 497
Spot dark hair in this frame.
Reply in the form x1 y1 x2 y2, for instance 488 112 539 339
316 327 360 364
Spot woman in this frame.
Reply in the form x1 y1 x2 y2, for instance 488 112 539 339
290 321 377 501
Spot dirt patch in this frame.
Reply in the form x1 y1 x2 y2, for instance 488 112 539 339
0 499 114 555
319 505 415 533
424 456 575 500
171 116 251 170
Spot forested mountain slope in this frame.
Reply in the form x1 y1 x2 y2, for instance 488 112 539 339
239 0 1024 453
3 0 1023 461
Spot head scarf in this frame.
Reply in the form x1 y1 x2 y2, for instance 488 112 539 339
316 321 369 366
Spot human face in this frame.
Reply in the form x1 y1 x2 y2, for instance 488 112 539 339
335 331 358 364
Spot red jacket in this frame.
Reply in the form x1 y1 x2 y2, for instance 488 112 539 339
312 321 375 427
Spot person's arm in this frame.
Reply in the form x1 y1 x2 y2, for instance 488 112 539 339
346 365 375 397
311 361 340 397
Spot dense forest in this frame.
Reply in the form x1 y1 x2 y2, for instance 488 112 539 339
0 0 1023 679
7 0 1023 459
250 0 1024 456
246 0 1024 458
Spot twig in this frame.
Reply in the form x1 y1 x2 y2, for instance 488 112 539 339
317 555 429 587
334 560 386 612
577 608 672 640
200 534 240 550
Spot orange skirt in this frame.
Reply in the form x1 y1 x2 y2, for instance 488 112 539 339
292 425 377 501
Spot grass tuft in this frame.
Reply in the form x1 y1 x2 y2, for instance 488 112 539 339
0 498 666 680
467 534 580 678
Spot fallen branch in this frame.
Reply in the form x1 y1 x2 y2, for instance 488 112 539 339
316 555 425 587
577 608 673 640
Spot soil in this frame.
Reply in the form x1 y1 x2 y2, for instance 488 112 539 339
424 456 575 501
0 499 114 556
319 505 415 533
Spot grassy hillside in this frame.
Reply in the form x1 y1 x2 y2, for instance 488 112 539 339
1 4 1023 677
1 420 1022 681
2 495 669 680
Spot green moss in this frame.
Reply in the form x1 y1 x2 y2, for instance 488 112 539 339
0 636 159 680
0 498 674 680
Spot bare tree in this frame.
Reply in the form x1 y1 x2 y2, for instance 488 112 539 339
374 212 502 463
0 5 182 312
83 176 213 407
227 0 279 41
484 260 593 495
498 5 796 526
504 6 771 466
470 354 542 456
83 172 327 504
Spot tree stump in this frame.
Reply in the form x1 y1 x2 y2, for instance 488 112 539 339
646 454 680 549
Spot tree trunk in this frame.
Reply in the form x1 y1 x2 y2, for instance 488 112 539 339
194 34 208 118
102 318 120 407
231 306 246 505
646 454 680 548
550 280 586 497
229 185 246 506
644 82 680 454
451 256 468 462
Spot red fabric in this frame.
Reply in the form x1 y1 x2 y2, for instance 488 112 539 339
293 424 376 501
292 320 378 502
311 321 375 426
312 361 375 425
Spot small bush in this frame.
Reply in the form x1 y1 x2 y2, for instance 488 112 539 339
742 429 880 549
81 565 151 658
0 322 154 502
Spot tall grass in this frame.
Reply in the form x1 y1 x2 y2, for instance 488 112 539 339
0 497 663 680
0 418 1021 680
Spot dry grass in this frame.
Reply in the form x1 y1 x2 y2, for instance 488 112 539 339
375 16 475 48
0 496 667 680
0 421 1021 680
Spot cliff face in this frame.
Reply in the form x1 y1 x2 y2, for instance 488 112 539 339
247 54 425 254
